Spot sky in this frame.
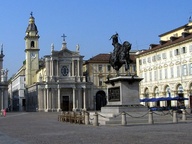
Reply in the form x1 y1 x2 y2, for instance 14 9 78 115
0 0 191 78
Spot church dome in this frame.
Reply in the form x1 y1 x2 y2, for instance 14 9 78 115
26 12 38 33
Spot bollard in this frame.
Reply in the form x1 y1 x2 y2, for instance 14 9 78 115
173 110 178 123
121 112 127 126
93 112 99 126
148 111 154 124
85 112 90 125
182 109 187 121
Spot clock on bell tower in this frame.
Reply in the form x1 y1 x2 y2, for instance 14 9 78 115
25 12 40 86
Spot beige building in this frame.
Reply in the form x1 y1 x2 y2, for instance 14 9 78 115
83 52 137 110
137 20 192 108
9 13 93 112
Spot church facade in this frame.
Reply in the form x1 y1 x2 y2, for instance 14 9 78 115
9 13 94 112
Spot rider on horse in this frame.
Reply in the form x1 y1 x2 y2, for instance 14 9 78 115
109 33 132 75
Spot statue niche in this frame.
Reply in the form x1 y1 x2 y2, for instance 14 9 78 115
109 33 132 75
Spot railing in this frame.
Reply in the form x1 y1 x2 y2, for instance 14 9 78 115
58 109 192 126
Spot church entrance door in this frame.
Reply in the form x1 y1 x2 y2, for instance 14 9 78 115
62 96 69 111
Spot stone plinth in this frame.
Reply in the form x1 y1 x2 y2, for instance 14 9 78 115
105 76 142 106
101 76 146 114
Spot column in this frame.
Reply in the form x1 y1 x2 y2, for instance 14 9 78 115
51 89 55 111
1 90 4 110
57 60 59 77
50 60 52 77
47 88 49 111
78 89 82 109
77 60 80 76
83 88 86 111
72 60 74 76
37 89 41 111
57 88 61 111
44 89 47 111
72 88 76 111
40 89 44 111
45 58 50 81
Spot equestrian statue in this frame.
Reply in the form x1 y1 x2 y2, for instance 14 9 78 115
109 33 132 76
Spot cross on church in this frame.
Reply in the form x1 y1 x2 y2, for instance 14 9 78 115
61 34 67 41
30 12 33 17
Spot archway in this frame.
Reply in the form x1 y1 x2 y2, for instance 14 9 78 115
176 84 184 107
143 88 149 106
165 85 171 107
189 83 192 109
144 88 149 98
96 91 106 110
154 87 160 107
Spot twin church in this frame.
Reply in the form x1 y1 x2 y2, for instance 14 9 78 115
8 13 94 112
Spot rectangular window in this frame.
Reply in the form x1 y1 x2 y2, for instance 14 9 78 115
170 67 174 78
177 66 180 77
182 64 187 76
98 65 102 72
162 53 166 59
143 58 146 64
170 51 173 57
157 54 161 60
174 49 179 55
164 69 167 78
189 63 192 75
154 70 158 81
159 69 162 80
189 45 192 52
149 72 152 81
107 65 111 72
139 59 142 65
99 78 102 86
182 47 186 54
147 57 151 63
152 55 156 62
145 72 147 82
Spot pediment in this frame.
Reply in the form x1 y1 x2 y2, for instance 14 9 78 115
53 48 80 58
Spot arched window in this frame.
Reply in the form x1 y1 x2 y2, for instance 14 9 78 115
31 41 35 48
144 88 149 98
177 84 184 97
154 87 159 98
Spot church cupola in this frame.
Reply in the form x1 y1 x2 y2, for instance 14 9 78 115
26 12 38 34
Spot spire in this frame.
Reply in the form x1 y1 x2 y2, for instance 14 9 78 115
26 12 38 33
189 16 192 23
61 34 67 50
51 43 54 51
61 34 67 42
1 44 3 55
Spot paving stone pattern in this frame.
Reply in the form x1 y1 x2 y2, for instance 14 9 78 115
0 112 192 144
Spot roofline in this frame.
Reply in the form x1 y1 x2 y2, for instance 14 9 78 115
137 34 192 56
159 24 187 37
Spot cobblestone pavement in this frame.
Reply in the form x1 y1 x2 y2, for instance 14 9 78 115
0 112 192 144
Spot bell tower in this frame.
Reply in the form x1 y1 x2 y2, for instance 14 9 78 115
25 12 40 86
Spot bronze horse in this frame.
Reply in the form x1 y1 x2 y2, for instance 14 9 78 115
109 33 132 75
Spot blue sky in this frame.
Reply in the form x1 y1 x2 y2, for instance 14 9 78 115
0 0 191 78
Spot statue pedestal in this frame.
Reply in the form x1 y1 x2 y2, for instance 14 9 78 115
97 76 147 125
